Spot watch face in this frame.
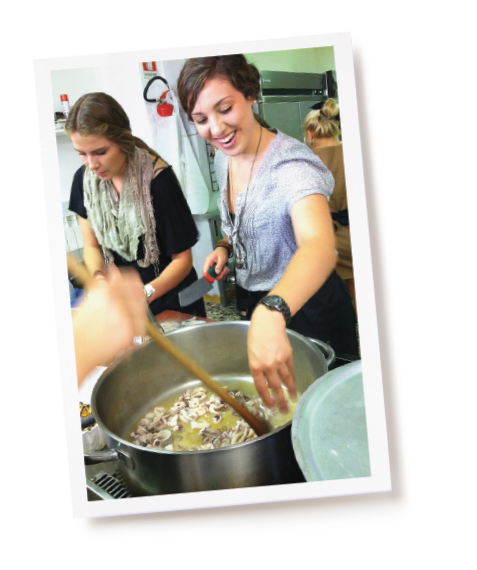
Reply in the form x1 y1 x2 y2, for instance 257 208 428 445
265 295 283 309
144 284 155 299
260 295 291 324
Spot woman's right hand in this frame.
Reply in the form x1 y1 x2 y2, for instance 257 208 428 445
203 249 230 280
73 265 147 385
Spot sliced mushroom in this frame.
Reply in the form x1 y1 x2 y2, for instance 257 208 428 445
136 435 148 446
156 428 169 437
153 406 166 418
195 404 208 416
201 427 222 439
167 414 179 428
191 420 210 430
150 416 167 431
132 384 271 452
153 429 172 448
180 408 198 422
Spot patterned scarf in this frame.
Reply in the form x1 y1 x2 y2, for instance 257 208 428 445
83 146 160 275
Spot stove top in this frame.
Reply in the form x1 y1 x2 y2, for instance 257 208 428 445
85 462 131 501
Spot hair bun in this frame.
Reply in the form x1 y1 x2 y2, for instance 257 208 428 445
322 98 339 119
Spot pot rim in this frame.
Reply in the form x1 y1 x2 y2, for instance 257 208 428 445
91 320 327 455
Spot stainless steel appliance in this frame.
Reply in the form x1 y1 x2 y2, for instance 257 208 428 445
254 70 331 143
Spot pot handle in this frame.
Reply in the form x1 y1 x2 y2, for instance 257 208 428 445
84 448 135 470
306 337 336 368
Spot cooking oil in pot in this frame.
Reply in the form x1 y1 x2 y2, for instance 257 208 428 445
128 379 297 452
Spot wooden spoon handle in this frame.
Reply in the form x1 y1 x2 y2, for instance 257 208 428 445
145 321 269 436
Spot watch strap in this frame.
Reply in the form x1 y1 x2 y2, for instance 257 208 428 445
144 284 155 300
257 295 292 325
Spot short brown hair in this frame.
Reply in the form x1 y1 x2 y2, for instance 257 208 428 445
177 55 261 121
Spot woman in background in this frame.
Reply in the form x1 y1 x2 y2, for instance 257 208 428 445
304 99 357 313
66 92 205 317
177 55 358 413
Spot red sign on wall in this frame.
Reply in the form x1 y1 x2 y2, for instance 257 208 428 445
142 62 157 72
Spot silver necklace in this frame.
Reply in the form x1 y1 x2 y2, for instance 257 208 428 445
228 126 263 270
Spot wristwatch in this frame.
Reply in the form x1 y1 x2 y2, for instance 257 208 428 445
144 284 155 300
257 295 292 325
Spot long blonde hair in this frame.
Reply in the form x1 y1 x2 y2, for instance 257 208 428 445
304 98 341 141
65 92 161 161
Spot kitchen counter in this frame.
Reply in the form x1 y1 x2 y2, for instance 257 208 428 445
155 310 215 326
192 210 220 221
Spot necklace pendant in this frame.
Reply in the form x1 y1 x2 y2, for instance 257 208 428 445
235 255 247 270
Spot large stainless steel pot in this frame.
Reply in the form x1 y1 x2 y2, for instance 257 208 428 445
86 321 333 496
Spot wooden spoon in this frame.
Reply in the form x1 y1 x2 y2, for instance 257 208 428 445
66 255 271 437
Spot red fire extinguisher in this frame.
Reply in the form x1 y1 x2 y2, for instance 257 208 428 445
143 75 174 117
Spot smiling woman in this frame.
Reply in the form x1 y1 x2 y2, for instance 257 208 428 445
65 92 206 317
178 55 359 413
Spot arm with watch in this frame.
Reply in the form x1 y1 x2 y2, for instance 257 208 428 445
247 194 336 415
143 249 194 304
79 214 193 304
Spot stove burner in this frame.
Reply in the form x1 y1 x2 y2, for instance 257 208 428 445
86 469 131 500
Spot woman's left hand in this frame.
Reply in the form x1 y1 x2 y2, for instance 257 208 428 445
247 305 297 414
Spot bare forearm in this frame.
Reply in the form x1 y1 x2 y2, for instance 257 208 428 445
82 245 106 276
74 323 97 384
269 237 336 315
147 256 192 303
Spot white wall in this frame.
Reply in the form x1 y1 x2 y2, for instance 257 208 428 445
51 64 153 144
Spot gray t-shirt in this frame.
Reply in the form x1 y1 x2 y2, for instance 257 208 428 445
215 130 334 291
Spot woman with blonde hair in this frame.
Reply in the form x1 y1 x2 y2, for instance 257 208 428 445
304 99 356 312
178 56 358 414
66 92 206 317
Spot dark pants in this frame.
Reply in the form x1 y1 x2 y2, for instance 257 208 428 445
235 270 359 357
